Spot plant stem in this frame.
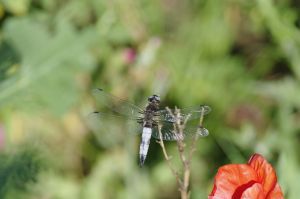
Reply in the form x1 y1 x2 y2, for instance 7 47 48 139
157 125 182 187
158 106 207 198
157 108 194 199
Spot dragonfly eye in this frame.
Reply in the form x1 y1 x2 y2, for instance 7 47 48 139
148 95 160 103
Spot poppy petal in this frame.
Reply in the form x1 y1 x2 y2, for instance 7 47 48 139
248 154 277 196
209 164 258 198
266 183 284 199
240 183 265 199
208 196 226 199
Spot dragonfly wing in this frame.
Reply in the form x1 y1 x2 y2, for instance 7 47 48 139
158 105 211 121
92 88 143 119
181 119 210 138
89 111 139 121
183 125 210 138
151 121 209 141
151 121 185 141
180 105 211 120
87 111 142 147
196 127 209 137
156 110 176 122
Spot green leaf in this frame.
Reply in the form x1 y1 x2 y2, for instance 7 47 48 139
0 17 97 115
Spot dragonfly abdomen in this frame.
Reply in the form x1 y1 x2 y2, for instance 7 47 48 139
139 127 152 166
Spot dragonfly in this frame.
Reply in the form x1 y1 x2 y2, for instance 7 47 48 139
90 88 211 166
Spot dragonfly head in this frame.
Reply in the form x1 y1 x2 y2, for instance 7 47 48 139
148 94 160 104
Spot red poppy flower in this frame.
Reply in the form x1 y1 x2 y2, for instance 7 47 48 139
209 154 284 199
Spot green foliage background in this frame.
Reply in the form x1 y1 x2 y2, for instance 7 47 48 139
0 0 299 198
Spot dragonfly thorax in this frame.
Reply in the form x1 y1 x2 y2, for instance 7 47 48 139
143 95 160 128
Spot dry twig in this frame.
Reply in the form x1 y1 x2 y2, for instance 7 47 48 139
157 106 207 199
156 124 182 186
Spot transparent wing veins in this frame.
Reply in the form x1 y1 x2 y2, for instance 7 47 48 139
92 88 143 119
158 105 211 122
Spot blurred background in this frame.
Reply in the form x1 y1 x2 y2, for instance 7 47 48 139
0 0 299 198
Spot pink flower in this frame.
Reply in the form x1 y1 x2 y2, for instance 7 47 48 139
122 48 136 64
209 154 284 199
